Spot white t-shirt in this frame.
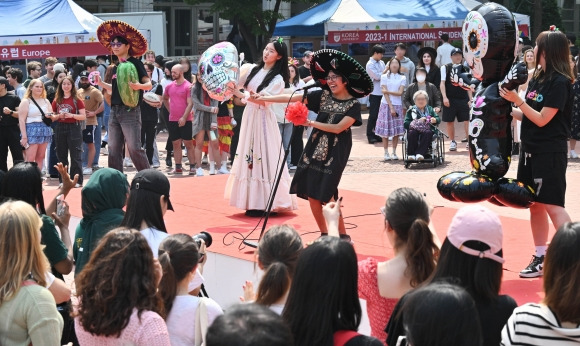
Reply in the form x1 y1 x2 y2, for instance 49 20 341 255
141 227 205 292
380 73 406 105
166 295 223 346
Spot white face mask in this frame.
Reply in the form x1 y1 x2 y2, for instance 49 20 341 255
416 75 426 83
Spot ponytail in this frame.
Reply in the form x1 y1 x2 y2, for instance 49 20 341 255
157 234 199 317
158 250 178 315
405 218 438 287
256 261 290 306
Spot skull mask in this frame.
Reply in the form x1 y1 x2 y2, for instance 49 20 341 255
198 42 239 101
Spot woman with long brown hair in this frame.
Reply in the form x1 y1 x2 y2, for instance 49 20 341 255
50 75 86 187
74 228 170 345
500 29 574 278
0 201 63 345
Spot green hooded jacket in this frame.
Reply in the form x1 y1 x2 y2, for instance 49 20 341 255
73 168 129 275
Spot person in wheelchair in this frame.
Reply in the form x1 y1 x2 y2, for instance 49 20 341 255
403 67 442 113
404 90 440 161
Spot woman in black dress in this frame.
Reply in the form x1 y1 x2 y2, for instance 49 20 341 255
417 46 441 88
257 50 372 242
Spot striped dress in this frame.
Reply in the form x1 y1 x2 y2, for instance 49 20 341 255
501 303 580 345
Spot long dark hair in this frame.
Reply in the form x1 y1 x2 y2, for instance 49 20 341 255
120 188 168 233
193 77 207 105
54 75 80 105
403 282 483 346
283 237 361 346
74 228 164 337
418 50 436 70
431 238 503 302
255 225 303 306
535 30 575 83
288 64 300 86
1 162 46 215
385 187 438 287
244 39 290 92
543 222 580 324
158 234 199 315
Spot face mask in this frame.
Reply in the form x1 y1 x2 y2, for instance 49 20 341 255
416 75 426 83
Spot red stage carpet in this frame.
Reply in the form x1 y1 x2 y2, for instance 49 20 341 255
46 174 549 306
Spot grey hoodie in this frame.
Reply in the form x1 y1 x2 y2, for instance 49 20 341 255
398 56 415 91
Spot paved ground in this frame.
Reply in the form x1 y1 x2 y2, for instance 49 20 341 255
42 109 580 224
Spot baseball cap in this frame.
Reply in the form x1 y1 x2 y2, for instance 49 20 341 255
303 50 313 57
451 48 463 56
130 169 174 211
446 204 504 263
79 71 90 79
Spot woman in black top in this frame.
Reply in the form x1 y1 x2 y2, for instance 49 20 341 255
417 47 440 88
257 50 373 242
500 29 574 278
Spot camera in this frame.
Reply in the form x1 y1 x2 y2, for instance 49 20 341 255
193 231 212 248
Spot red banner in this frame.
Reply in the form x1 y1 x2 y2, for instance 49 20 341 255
0 42 109 59
328 28 463 44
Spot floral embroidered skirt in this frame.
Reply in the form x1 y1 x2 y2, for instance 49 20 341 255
375 103 404 138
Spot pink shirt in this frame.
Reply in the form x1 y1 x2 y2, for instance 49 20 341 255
164 80 192 122
75 309 170 346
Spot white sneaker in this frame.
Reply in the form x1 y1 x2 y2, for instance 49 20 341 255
449 140 457 151
202 154 208 164
82 167 93 175
74 183 82 188
391 153 399 160
123 157 133 167
416 154 424 161
209 162 216 175
101 147 108 155
152 163 160 168
384 153 391 161
218 165 230 174
407 155 416 161
196 167 204 177
570 150 579 159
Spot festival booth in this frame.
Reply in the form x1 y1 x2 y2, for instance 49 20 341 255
0 0 108 59
274 0 530 46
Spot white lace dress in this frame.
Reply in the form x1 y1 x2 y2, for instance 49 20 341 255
224 64 298 212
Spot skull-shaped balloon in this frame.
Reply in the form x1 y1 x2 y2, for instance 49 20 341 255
198 42 239 101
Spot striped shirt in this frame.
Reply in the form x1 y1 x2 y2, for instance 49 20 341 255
501 303 580 345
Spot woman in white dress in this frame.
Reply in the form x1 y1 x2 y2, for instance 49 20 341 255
226 38 298 216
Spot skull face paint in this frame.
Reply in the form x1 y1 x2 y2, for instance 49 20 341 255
463 11 489 79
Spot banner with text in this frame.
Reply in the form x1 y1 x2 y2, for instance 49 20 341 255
328 28 463 44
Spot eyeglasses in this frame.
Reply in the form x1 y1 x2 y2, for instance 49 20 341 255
110 42 124 48
325 75 341 81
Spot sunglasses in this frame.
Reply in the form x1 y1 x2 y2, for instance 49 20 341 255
110 42 124 48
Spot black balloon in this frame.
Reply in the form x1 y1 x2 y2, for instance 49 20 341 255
450 174 495 203
437 171 471 202
495 177 536 208
435 2 535 208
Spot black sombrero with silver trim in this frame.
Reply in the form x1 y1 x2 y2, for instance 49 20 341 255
310 49 373 98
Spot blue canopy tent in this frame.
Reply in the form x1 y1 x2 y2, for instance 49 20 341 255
274 0 529 42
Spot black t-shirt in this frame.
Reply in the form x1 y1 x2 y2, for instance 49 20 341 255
111 57 148 106
386 292 517 346
521 73 572 153
444 63 469 100
0 93 21 127
139 82 163 123
298 65 311 79
345 335 384 346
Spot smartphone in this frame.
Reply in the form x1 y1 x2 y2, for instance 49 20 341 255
56 194 65 217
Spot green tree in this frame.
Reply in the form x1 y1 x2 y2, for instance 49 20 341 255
184 0 323 61
509 0 562 40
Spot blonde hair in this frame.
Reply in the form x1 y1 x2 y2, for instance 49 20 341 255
23 79 47 100
0 201 47 304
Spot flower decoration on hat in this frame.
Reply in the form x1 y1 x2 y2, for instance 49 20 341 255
97 20 148 57
288 57 299 66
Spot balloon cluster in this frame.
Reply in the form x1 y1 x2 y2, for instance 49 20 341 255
437 2 535 208
198 42 240 102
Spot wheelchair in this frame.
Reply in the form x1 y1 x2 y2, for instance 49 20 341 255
402 125 446 169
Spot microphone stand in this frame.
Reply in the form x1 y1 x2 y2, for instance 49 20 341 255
243 92 307 248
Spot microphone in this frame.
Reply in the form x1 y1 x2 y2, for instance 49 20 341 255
295 80 323 92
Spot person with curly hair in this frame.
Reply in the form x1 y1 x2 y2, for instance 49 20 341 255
74 228 169 345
